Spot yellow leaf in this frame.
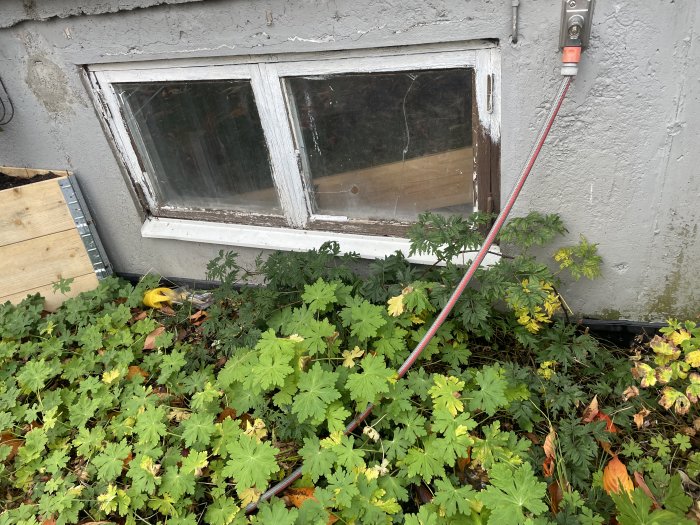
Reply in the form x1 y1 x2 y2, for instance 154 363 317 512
602 456 633 495
238 487 261 507
410 315 425 325
526 319 541 333
363 426 380 442
342 347 364 368
387 294 405 317
685 350 700 368
671 329 692 346
244 418 267 443
631 363 656 388
102 369 121 384
143 287 177 308
650 335 678 356
320 431 343 449
139 456 160 476
167 408 191 422
288 334 304 342
659 387 691 415
655 366 673 384
538 361 557 380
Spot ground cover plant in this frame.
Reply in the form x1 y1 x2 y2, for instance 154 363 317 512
0 211 699 524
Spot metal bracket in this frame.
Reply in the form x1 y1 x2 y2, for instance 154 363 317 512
559 0 594 49
58 175 113 279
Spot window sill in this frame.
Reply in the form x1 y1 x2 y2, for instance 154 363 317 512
141 217 501 267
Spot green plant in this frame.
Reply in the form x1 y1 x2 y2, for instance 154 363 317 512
0 211 695 525
631 319 700 417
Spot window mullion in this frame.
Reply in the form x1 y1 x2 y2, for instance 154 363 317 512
250 63 309 228
473 51 496 214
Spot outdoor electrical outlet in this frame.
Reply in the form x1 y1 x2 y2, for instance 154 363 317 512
559 0 594 49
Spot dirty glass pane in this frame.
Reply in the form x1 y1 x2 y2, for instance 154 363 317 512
286 69 473 222
115 80 280 214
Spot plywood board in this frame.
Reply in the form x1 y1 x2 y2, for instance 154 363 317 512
0 178 75 247
0 228 95 298
0 273 98 312
313 147 474 213
239 147 474 216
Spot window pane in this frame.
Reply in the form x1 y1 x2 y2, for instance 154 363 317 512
286 69 473 222
115 80 281 214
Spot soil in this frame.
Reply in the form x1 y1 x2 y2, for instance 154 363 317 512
0 172 59 191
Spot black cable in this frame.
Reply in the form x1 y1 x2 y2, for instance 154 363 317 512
0 77 15 125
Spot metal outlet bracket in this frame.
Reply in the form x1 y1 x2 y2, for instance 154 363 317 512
559 0 594 49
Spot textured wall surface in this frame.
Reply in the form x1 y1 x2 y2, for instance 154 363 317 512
0 0 697 320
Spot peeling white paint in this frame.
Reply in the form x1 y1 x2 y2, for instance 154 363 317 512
287 35 336 44
356 24 387 36
102 43 239 57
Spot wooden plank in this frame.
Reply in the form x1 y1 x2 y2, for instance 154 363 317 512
0 273 98 312
0 229 95 297
0 178 76 247
0 167 71 179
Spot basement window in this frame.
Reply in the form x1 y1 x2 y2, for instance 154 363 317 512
90 43 500 257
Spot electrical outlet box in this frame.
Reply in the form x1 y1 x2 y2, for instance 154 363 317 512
559 0 594 49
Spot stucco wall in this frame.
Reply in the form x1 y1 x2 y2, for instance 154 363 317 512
0 0 697 320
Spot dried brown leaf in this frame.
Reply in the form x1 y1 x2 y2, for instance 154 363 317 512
603 456 634 495
548 481 564 515
160 305 176 317
633 471 661 509
622 385 640 401
0 432 22 461
543 427 556 477
127 365 148 380
130 310 148 322
143 325 165 350
633 407 650 429
582 396 599 423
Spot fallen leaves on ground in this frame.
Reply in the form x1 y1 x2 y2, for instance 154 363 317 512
542 426 556 477
603 456 633 495
284 487 338 524
143 325 165 350
633 407 650 429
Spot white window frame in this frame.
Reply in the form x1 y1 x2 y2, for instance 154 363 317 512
89 41 501 264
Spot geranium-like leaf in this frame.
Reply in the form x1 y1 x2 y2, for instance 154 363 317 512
222 435 279 491
429 375 464 417
301 279 338 313
292 363 340 423
345 354 393 406
479 462 548 524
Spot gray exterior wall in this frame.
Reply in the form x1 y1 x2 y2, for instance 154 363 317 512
0 0 697 321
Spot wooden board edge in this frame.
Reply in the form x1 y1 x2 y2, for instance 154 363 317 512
0 273 99 312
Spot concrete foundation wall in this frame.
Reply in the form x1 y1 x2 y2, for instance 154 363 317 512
0 0 697 320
